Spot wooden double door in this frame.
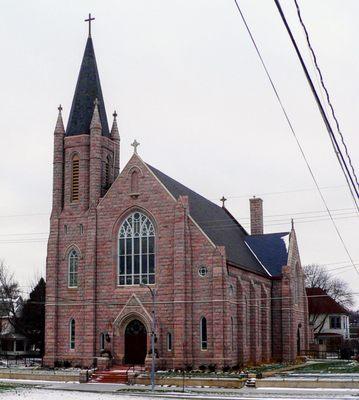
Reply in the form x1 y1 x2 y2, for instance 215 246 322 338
124 319 147 365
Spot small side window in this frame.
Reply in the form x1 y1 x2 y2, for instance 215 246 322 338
200 317 207 350
167 332 172 352
100 333 105 351
70 319 75 350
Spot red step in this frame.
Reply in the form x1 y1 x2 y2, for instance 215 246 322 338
89 366 145 384
90 369 128 384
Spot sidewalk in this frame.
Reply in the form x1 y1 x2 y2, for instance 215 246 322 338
1 378 359 399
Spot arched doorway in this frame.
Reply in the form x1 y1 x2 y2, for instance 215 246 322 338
124 319 147 365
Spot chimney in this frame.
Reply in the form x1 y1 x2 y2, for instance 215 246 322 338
249 197 263 235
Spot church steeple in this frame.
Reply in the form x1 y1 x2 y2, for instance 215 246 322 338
66 35 110 137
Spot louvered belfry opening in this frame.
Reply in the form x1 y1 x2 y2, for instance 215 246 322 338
71 155 80 202
105 156 110 189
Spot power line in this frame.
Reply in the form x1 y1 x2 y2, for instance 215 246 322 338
8 292 359 307
273 0 359 211
0 213 357 244
232 0 359 276
0 207 356 237
0 186 348 220
293 0 359 193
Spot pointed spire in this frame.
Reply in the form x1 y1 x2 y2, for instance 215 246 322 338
291 218 295 230
54 104 65 134
90 98 102 131
66 36 109 137
111 110 120 141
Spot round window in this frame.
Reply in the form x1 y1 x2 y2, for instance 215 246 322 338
198 266 208 277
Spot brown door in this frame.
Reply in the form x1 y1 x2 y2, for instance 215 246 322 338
124 319 147 365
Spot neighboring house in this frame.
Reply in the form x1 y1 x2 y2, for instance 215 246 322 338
349 311 359 340
0 297 29 356
306 288 350 352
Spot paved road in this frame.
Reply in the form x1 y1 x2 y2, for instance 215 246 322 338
1 380 359 399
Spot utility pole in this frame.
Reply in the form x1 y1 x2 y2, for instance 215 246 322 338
140 283 156 391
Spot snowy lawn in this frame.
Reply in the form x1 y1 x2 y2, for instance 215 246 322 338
0 387 137 399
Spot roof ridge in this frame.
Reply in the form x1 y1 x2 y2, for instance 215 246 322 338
146 163 269 276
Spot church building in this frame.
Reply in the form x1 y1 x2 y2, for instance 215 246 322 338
44 26 309 369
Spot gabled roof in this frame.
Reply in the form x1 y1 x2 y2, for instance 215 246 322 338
245 232 290 277
306 288 349 315
66 37 109 137
147 164 269 276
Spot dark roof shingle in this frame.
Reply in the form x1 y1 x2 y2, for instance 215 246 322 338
147 164 269 276
306 288 349 315
245 233 290 276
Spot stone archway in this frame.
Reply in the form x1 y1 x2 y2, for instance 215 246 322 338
124 319 147 365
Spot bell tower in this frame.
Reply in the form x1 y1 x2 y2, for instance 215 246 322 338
44 16 119 367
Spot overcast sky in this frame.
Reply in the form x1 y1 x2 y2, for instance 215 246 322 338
0 0 358 302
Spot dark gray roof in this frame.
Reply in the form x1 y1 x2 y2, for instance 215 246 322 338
66 37 109 137
245 233 290 276
147 164 269 276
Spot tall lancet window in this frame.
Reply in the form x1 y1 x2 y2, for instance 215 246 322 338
118 212 155 285
71 154 80 202
130 170 139 193
68 249 79 288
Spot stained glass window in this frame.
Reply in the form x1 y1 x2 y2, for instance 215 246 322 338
118 212 155 285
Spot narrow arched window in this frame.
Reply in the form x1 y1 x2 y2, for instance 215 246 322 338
71 154 80 202
231 317 234 350
244 296 248 345
131 170 139 193
100 333 105 351
69 319 75 350
167 332 172 351
200 317 207 350
68 249 79 288
118 212 155 285
295 263 301 304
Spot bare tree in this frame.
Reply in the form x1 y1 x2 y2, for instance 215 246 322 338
0 260 21 329
304 263 354 308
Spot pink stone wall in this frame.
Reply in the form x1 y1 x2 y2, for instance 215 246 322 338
45 139 309 368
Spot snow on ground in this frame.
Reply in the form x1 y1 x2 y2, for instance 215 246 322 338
0 388 135 400
0 387 357 400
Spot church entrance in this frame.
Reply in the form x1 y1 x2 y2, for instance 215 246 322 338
124 319 147 365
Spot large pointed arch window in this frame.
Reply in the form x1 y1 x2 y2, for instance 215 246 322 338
118 212 155 286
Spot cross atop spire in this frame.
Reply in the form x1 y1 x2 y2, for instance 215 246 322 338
85 13 95 37
131 139 140 154
220 196 227 208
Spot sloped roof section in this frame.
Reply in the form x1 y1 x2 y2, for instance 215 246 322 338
66 37 109 136
306 287 349 315
147 164 269 276
245 232 290 277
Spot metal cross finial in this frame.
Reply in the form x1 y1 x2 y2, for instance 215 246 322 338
113 110 118 119
58 104 63 112
220 196 227 208
131 139 140 154
85 13 95 37
94 98 99 106
291 218 294 230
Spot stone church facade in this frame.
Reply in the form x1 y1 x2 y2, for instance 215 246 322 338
44 31 309 369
